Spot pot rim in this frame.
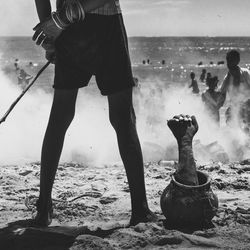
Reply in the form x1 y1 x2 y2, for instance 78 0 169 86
171 170 211 189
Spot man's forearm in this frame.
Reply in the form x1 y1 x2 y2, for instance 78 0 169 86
35 0 51 22
177 138 195 169
176 138 198 185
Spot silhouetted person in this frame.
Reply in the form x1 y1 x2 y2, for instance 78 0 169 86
32 0 156 227
200 69 206 82
28 61 34 68
14 59 19 71
17 69 32 85
217 61 224 65
206 72 212 85
133 77 140 88
189 72 199 94
202 76 224 123
219 49 250 127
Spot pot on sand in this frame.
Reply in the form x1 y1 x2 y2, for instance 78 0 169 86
160 170 218 228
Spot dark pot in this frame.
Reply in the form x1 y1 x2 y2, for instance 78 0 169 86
160 170 218 228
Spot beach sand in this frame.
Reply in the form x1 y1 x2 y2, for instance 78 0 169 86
0 160 250 249
1 36 250 249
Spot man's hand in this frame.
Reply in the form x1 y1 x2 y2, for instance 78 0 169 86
43 42 56 63
167 115 198 142
33 16 63 45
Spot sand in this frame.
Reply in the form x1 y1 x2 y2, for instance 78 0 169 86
0 160 250 249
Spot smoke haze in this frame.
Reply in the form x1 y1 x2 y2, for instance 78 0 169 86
0 60 249 166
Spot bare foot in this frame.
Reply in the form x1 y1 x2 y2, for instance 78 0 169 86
33 200 53 227
129 209 158 226
33 211 53 227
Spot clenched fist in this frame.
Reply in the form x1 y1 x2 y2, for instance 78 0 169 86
167 114 198 142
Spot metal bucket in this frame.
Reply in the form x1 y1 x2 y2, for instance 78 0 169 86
160 170 218 228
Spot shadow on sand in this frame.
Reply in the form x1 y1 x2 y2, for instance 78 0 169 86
0 219 123 250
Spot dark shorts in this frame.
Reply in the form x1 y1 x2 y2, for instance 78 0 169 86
54 13 135 95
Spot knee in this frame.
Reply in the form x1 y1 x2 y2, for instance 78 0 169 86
60 106 76 126
49 105 76 130
109 107 136 131
63 109 75 127
49 89 78 128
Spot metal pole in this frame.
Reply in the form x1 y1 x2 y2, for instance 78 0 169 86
0 61 50 124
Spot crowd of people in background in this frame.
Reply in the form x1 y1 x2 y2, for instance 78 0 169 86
189 50 250 133
134 50 250 134
142 59 166 66
137 50 250 135
13 49 250 134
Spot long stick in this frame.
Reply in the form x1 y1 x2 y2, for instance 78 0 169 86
0 61 50 124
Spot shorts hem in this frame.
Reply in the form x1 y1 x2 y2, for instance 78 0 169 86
100 84 135 96
52 84 87 90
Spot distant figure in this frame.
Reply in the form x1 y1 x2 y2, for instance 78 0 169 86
202 76 224 123
18 69 32 86
206 72 212 85
239 99 250 133
133 77 140 88
198 61 203 66
200 69 206 82
147 59 150 64
162 60 165 65
219 50 250 129
132 77 141 110
14 59 19 71
217 61 225 66
142 60 146 65
189 72 199 94
28 61 34 68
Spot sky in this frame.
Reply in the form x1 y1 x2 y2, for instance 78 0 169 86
1 0 250 36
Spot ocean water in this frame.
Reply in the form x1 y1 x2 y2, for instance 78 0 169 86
1 36 250 91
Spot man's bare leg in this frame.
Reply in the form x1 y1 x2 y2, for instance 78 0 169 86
35 89 78 226
108 88 156 226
